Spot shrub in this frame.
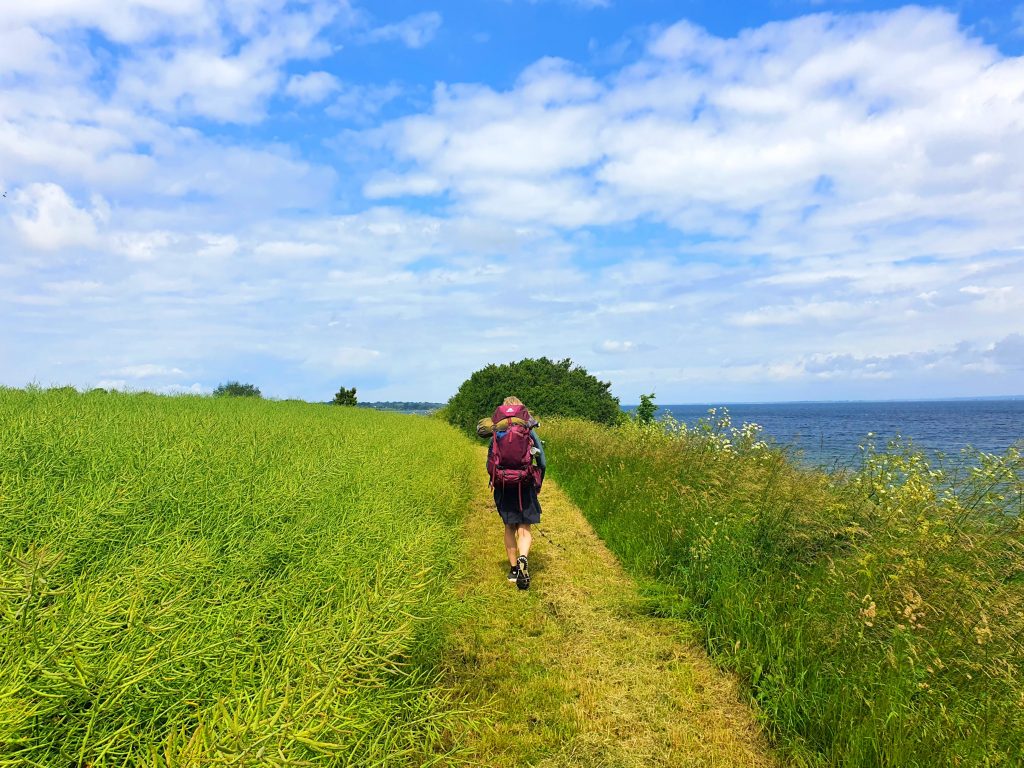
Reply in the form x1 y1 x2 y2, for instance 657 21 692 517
332 386 357 406
635 393 657 425
213 381 261 398
445 357 620 434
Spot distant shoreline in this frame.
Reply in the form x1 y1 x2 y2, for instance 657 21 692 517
622 395 1024 408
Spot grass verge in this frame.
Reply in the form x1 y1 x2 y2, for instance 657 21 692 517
543 413 1023 767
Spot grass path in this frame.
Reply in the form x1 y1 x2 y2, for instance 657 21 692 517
443 447 778 767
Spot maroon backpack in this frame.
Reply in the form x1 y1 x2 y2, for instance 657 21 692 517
486 404 539 504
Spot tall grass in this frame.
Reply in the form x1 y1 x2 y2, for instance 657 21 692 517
0 387 479 766
544 412 1023 767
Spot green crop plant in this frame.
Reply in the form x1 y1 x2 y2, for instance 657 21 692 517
0 386 481 766
543 412 1024 767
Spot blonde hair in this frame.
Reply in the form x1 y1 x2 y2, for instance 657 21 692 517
502 396 523 406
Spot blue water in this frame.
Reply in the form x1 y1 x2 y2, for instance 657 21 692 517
630 400 1024 469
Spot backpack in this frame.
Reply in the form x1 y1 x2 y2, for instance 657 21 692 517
486 405 541 504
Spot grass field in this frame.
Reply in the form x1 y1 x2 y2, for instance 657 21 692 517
0 387 479 766
543 413 1023 767
9 385 1018 766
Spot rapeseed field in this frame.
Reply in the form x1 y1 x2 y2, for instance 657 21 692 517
0 387 479 766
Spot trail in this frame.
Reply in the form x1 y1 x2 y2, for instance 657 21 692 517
443 447 777 767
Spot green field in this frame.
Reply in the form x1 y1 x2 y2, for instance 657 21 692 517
5 387 1021 767
0 388 479 766
543 413 1024 767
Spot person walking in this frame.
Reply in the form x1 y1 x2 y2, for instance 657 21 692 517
482 396 546 590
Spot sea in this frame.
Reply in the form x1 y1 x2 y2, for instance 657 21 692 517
634 400 1024 470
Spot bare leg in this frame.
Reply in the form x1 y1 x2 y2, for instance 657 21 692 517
504 523 518 566
516 524 532 558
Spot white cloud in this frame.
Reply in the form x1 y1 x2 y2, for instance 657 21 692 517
2 1 347 124
730 300 871 328
364 11 441 49
110 364 186 378
373 6 1024 268
3 5 1024 403
308 346 383 371
116 3 339 123
0 0 209 45
597 340 637 353
364 173 444 198
10 183 106 251
285 71 341 104
94 379 130 391
325 81 402 122
157 382 207 395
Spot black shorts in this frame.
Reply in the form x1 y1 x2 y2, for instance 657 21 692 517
494 483 542 525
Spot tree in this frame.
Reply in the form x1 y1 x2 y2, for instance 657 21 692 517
445 357 621 434
332 386 357 406
635 392 657 425
213 381 261 398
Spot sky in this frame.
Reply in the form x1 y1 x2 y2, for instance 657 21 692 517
2 0 1023 404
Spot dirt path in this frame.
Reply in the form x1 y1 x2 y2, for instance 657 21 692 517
443 447 777 767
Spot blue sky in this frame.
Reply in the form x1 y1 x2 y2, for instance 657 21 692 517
2 0 1024 403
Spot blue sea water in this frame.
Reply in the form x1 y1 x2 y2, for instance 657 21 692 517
633 400 1024 469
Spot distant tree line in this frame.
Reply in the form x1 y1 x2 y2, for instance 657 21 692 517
358 401 444 412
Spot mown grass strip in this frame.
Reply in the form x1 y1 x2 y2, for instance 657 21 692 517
0 387 482 766
543 415 1023 767
442 445 775 767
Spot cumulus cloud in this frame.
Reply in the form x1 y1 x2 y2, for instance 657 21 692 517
373 6 1024 268
10 184 107 251
2 0 347 126
116 2 340 122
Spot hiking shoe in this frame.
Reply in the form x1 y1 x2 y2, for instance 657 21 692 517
516 556 530 590
507 564 519 583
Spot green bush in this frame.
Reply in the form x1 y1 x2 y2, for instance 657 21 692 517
444 357 620 434
213 381 261 398
635 392 657 425
332 386 357 406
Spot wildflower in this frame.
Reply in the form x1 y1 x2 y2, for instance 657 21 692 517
900 588 925 629
974 614 992 646
860 600 877 627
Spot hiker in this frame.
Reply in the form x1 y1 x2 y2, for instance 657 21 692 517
480 396 546 590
